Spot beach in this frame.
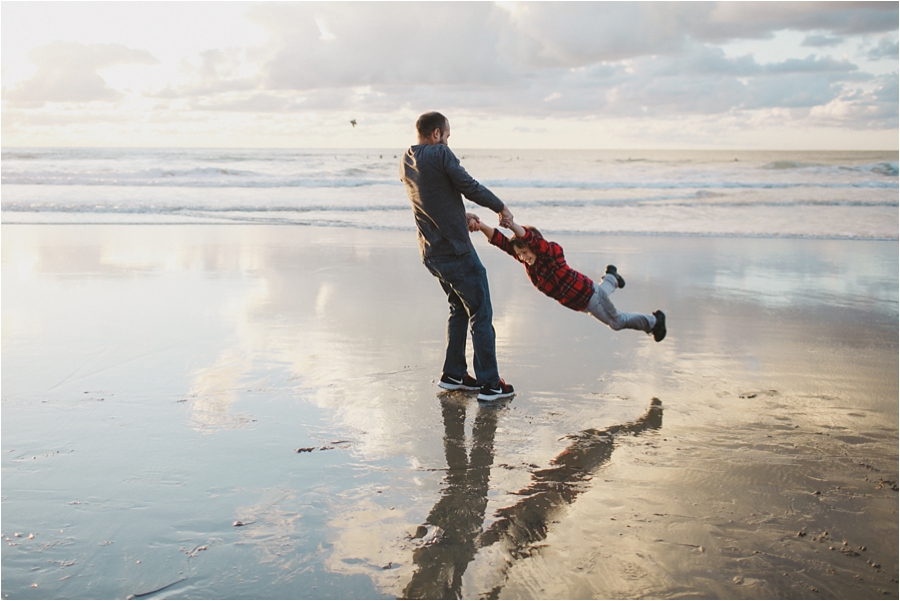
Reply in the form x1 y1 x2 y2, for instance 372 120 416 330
2 224 897 599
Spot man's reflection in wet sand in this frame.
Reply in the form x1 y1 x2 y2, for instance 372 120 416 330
403 396 502 599
402 398 663 600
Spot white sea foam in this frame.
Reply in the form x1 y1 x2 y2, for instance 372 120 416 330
1 148 897 239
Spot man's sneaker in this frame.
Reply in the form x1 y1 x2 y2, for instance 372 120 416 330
438 373 480 391
477 379 515 402
606 265 626 289
652 310 667 342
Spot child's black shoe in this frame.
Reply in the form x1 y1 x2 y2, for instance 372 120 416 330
606 265 626 289
652 310 667 342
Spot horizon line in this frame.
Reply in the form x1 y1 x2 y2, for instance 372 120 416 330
2 146 898 153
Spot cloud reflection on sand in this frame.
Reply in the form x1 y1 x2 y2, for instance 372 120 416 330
3 225 895 599
233 491 310 581
186 349 259 431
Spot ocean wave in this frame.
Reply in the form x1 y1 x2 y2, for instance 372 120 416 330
518 198 898 209
762 160 817 170
5 197 896 215
871 162 899 176
0 202 412 214
5 175 893 190
0 170 397 188
538 229 899 241
761 160 898 177
481 179 897 190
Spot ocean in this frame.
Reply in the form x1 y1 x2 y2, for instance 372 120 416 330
2 147 897 239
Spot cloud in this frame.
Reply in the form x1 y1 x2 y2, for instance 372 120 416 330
689 2 898 41
6 2 894 142
809 72 898 128
491 2 897 67
152 48 260 98
801 34 845 48
146 37 880 129
874 72 900 103
606 53 861 117
763 54 859 74
246 2 518 90
866 35 900 60
230 2 891 109
509 46 868 116
3 41 158 107
189 92 306 112
495 3 701 66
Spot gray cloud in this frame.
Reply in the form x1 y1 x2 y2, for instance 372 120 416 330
685 2 898 41
495 3 701 66
763 55 859 74
801 34 845 47
461 2 897 68
871 72 899 104
866 35 900 60
3 41 158 107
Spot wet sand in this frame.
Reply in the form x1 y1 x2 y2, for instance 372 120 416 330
2 224 897 599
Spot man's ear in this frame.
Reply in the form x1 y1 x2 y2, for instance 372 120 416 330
432 128 441 141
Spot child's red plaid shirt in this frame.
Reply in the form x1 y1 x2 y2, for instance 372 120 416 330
489 228 595 311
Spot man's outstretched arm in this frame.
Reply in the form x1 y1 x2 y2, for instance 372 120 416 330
440 147 506 212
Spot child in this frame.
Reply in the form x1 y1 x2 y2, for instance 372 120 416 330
468 213 666 341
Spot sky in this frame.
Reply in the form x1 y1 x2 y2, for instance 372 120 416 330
1 1 898 149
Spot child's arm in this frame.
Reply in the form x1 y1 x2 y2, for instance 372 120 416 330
507 219 527 239
509 218 555 257
478 218 518 259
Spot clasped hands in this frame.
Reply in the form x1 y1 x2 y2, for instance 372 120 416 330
466 206 514 232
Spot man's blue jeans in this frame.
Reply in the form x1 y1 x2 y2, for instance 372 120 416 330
423 250 500 387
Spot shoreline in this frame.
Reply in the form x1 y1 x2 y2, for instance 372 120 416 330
1 221 897 242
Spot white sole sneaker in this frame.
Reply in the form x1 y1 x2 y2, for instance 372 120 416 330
438 375 480 391
477 382 515 402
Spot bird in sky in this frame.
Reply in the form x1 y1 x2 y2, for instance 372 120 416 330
350 119 357 127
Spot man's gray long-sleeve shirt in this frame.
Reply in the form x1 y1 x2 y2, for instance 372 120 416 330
400 143 505 258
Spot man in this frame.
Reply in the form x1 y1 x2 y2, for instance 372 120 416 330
400 111 515 402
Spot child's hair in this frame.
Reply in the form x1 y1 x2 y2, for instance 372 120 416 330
510 226 542 250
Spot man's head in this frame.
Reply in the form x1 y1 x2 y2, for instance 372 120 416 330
416 111 450 145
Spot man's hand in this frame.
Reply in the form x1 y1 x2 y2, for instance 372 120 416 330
499 206 514 229
465 212 481 232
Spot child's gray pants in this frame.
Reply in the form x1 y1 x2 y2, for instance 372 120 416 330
582 274 656 333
